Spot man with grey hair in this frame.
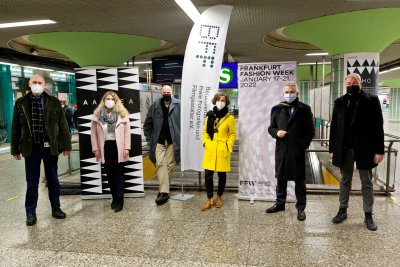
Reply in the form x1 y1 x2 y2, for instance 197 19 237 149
11 74 71 226
266 82 315 221
329 73 384 231
143 85 180 205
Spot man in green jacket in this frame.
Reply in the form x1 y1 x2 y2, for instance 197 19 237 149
11 74 72 226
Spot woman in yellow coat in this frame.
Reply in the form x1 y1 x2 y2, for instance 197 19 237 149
201 92 236 211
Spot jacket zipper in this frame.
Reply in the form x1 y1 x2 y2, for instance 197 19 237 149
21 105 32 136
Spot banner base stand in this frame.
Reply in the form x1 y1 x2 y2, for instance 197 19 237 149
171 185 194 201
171 193 194 201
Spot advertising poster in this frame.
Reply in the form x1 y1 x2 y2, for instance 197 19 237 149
344 52 379 95
238 62 296 200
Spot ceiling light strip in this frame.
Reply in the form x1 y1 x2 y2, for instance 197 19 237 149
0 19 56 29
174 0 201 22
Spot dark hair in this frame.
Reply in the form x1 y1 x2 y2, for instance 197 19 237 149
211 92 230 106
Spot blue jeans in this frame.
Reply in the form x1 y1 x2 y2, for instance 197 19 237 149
24 143 60 214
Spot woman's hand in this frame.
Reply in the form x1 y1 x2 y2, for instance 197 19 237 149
94 150 101 159
123 149 130 157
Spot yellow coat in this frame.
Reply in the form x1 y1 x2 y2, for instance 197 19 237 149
202 114 236 172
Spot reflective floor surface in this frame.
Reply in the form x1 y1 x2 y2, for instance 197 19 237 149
1 150 400 267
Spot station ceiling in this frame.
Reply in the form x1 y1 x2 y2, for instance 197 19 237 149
0 0 400 80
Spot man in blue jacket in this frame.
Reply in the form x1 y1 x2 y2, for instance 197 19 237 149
11 74 72 226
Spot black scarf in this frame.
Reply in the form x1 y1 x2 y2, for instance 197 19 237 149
206 106 229 140
99 108 118 133
31 95 45 144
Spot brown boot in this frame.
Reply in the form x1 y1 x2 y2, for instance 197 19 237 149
215 196 223 208
201 198 214 211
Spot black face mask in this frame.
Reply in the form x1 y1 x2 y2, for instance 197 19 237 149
162 94 172 102
346 85 360 96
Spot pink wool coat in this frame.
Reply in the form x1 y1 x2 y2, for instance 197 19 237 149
91 114 131 164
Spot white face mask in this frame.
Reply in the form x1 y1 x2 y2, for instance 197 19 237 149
283 93 296 103
105 100 115 109
216 101 226 110
31 84 44 95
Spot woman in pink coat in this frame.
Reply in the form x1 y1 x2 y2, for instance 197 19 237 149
91 91 131 212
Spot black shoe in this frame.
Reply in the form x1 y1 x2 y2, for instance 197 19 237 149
111 199 117 210
26 213 37 226
365 212 377 231
155 193 170 206
114 199 124 213
52 208 66 219
265 204 285 213
332 208 347 224
297 210 306 221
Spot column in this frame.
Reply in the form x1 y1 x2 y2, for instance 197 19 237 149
0 64 14 142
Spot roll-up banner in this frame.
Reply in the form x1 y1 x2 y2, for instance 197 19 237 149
344 52 379 95
75 67 145 199
181 5 233 171
238 62 296 201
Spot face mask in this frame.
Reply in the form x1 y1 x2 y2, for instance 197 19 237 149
31 84 44 95
105 100 115 109
162 94 172 102
62 105 65 108
284 93 296 103
216 101 226 110
346 85 360 96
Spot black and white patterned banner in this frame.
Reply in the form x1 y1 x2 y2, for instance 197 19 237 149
344 52 379 95
75 67 144 199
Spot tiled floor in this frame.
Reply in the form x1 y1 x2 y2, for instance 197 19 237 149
2 110 400 266
1 150 400 267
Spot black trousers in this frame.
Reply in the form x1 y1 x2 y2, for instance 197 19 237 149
204 169 226 199
104 140 125 200
276 179 307 211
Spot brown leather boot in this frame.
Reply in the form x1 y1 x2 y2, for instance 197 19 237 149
201 198 214 211
215 196 223 208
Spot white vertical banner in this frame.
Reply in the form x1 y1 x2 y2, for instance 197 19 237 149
238 62 296 201
181 5 233 171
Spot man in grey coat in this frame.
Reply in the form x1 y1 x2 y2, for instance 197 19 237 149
143 85 180 205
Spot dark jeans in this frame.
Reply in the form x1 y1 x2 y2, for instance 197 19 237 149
24 143 60 215
204 169 226 199
104 140 125 200
276 179 307 211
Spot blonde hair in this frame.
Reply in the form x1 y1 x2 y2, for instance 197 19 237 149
93 91 129 117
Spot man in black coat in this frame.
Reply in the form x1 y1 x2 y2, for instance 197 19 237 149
266 82 315 221
329 73 384 231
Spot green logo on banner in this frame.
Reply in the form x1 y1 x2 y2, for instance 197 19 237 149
220 67 233 84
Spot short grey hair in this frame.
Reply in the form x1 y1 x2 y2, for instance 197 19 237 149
29 74 45 83
283 81 299 95
345 73 362 87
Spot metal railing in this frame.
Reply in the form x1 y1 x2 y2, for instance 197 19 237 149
309 135 398 195
61 134 398 195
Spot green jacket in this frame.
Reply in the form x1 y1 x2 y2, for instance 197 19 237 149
11 92 72 157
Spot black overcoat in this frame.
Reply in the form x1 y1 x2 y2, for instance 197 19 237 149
268 101 315 181
329 91 384 169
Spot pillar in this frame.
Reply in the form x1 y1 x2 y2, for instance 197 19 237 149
0 64 14 142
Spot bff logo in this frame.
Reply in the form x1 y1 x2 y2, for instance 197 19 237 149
196 24 220 68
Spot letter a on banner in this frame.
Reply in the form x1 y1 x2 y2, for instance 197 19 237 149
181 5 233 171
